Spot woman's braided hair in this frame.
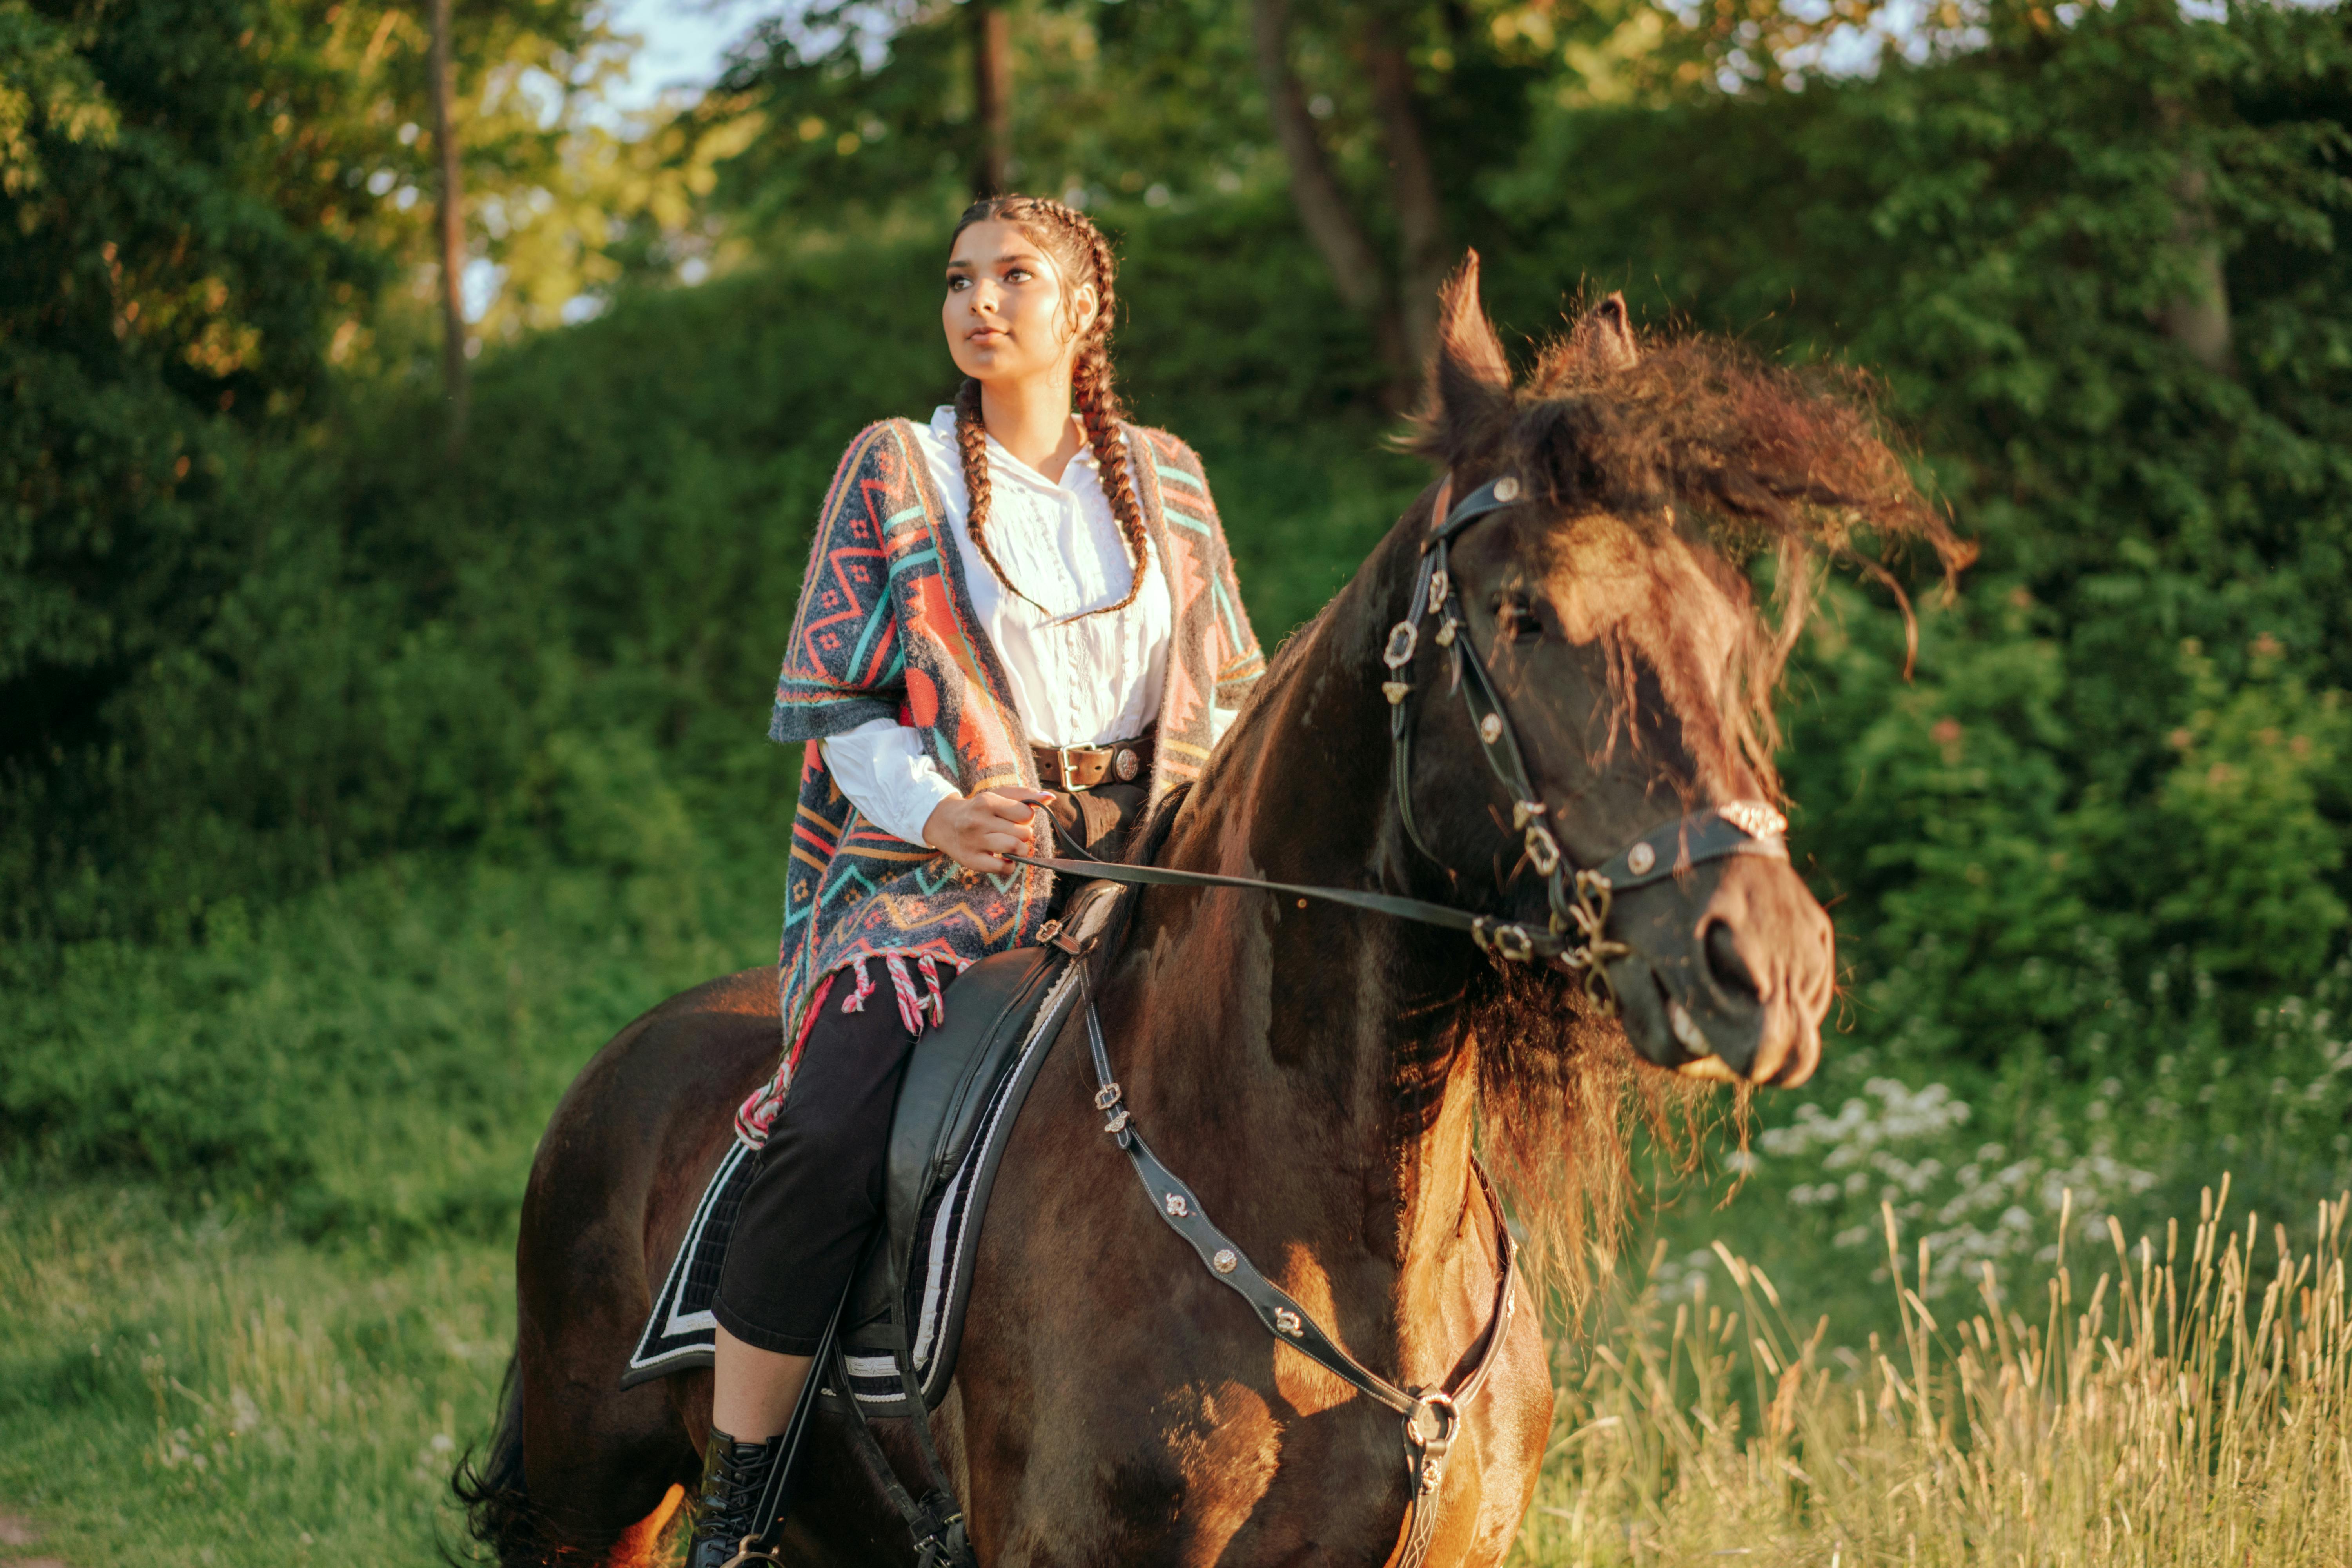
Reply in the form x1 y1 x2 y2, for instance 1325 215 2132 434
950 195 1151 617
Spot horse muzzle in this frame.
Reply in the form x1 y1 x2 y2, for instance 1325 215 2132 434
1593 855 1832 1087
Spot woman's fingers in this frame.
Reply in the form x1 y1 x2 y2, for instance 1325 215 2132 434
930 789 1055 874
975 791 1031 821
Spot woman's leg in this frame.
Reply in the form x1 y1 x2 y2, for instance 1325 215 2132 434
686 983 919 1561
710 1330 812 1441
714 985 917 1416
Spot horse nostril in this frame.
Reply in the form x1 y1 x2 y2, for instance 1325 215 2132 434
1702 921 1760 1003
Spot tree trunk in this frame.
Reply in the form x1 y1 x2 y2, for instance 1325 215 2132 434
1248 0 1411 401
1361 11 1446 368
429 0 468 452
972 0 1011 198
2157 160 2234 377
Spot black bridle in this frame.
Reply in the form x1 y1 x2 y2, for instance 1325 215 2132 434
1016 470 1793 1013
1384 472 1791 1008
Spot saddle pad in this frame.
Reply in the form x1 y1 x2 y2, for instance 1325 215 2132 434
620 958 1087 1401
622 1138 756 1386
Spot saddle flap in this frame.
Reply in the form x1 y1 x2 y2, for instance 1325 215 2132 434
882 945 1065 1265
837 879 1132 1408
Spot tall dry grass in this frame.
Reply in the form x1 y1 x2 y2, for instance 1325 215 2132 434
1515 1181 2352 1566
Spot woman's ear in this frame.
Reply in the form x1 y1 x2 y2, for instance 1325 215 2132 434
1069 280 1102 341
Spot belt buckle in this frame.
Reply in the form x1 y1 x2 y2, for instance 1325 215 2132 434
1057 745 1090 792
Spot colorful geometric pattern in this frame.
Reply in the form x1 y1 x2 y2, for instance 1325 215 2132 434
750 417 1262 1124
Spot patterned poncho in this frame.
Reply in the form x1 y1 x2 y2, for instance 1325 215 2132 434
737 417 1263 1142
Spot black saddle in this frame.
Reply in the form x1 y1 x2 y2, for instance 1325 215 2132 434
827 876 1129 1410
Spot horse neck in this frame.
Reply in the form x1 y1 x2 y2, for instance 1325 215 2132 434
1116 510 1490 1317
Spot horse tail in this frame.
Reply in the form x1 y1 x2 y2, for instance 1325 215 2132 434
448 1348 567 1566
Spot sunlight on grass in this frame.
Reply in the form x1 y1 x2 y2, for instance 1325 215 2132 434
1514 1182 2352 1566
0 1184 507 1566
6 1170 2348 1564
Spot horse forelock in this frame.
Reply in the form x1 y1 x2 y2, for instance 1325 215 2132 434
1407 264 1970 799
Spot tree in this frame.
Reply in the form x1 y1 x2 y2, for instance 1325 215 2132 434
971 0 1010 195
430 0 469 445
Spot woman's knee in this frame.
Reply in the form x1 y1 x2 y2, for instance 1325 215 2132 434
771 1100 889 1184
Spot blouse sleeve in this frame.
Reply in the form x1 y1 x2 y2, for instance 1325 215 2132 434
820 719 963 846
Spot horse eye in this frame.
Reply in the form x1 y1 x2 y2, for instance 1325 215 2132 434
1495 596 1545 641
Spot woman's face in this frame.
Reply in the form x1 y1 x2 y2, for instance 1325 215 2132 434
942 219 1098 387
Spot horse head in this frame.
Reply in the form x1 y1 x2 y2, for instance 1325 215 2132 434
1388 254 1962 1089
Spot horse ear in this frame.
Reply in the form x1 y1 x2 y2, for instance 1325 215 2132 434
1569 292 1638 374
1413 251 1512 467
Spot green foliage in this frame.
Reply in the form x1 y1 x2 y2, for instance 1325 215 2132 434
2 852 773 1238
5 0 2351 1241
1486 0 2352 1067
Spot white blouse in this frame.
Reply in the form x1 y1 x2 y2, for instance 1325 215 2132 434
820 406 1235 847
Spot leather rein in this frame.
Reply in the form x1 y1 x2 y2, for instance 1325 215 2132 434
1001 472 1793 1564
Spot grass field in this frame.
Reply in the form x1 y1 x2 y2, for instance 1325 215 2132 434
5 858 2349 1565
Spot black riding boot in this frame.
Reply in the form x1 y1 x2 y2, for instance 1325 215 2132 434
684 1426 780 1568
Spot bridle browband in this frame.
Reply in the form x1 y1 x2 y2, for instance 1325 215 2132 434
1015 469 1792 1013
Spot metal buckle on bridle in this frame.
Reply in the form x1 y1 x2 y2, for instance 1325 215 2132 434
1524 822 1562 877
1470 918 1537 963
1405 1392 1460 1495
1548 869 1630 1013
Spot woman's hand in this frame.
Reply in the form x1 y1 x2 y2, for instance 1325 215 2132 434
923 787 1054 874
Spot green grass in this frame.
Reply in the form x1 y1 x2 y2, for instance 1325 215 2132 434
1516 1190 2352 1566
0 1182 508 1564
5 855 2350 1564
0 851 774 1562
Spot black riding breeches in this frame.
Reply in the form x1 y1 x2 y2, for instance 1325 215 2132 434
712 994 917 1356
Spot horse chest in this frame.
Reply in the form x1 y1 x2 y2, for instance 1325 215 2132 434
952 1131 1534 1566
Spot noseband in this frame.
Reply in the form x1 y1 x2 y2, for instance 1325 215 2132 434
1381 472 1789 1009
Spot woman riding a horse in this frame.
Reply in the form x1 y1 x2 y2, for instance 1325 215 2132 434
687 194 1263 1565
465 222 1965 1566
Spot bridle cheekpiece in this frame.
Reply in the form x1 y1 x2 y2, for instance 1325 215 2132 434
1384 472 1791 1013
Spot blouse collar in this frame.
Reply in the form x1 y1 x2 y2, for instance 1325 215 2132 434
926 405 1100 495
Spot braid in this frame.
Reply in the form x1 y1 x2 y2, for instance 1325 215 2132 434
949 194 1152 619
954 375 1044 609
1071 343 1151 615
1065 220 1152 616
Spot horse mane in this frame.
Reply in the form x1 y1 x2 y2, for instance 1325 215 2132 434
1406 265 1973 798
1379 258 1971 1298
1459 964 1717 1304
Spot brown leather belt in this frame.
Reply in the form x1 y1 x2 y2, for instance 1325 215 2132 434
1032 733 1153 791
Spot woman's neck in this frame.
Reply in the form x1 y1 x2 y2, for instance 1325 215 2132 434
979 374 1084 482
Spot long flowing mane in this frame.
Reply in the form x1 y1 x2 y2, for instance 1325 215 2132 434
1301 289 1975 1294
1411 320 1971 796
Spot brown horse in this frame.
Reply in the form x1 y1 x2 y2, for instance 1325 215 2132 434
458 257 1958 1566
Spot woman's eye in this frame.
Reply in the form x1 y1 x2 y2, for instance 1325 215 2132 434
1004 268 1031 282
947 276 968 291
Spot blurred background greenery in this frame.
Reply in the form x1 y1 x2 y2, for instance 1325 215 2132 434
3 0 2350 1559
